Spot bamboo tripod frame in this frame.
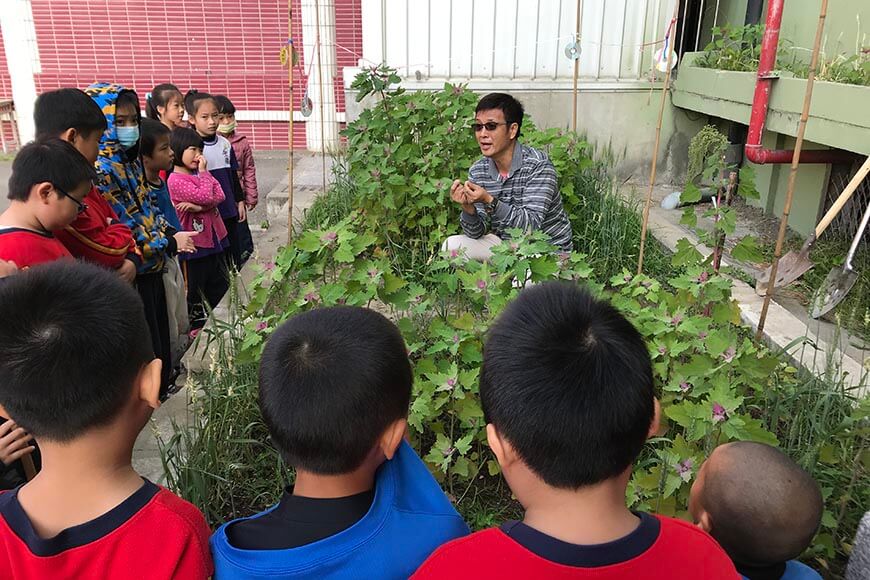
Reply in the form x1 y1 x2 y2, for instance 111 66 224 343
287 0 295 243
756 0 828 339
572 0 583 133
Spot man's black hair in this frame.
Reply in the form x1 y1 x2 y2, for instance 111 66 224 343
145 83 182 120
184 89 216 116
0 261 154 441
140 117 171 158
258 306 413 474
169 127 205 167
213 94 236 116
115 90 141 123
702 442 823 566
33 88 108 141
476 93 525 137
7 139 97 201
480 282 655 489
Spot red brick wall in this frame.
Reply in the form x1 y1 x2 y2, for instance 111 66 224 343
0 30 19 150
2 0 361 150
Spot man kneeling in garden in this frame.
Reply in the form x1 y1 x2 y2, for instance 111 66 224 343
444 93 573 261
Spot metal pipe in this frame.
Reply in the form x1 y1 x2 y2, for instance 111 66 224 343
744 0 853 165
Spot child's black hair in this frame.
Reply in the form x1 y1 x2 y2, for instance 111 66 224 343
140 118 171 158
169 127 204 167
476 93 525 137
480 282 655 489
116 90 141 121
145 83 182 120
213 95 236 116
7 139 97 201
0 261 154 441
701 442 823 566
184 89 217 116
258 307 413 474
33 88 108 141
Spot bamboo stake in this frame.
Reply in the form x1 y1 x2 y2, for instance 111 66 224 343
756 0 828 340
315 0 328 194
571 0 583 132
287 0 295 243
636 3 678 276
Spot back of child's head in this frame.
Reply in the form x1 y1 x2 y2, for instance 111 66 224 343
0 260 154 442
184 89 216 117
140 117 171 157
213 95 236 115
7 139 96 202
146 83 182 119
693 441 822 566
170 127 204 167
258 306 413 474
33 88 107 141
481 281 655 489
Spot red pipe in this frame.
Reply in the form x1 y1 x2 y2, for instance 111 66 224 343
744 0 854 165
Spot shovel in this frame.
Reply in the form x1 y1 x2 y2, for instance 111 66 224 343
810 199 870 318
756 156 870 295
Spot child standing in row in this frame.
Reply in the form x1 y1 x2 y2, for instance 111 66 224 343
168 127 229 332
146 83 186 130
216 94 256 262
141 118 190 361
186 91 246 269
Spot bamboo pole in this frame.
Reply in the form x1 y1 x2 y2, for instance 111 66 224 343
287 0 295 243
636 3 678 276
571 0 583 132
756 0 828 340
315 0 328 194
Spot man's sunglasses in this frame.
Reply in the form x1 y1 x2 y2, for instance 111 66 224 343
55 185 89 215
471 122 507 133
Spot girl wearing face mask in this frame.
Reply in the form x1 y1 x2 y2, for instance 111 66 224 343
86 83 197 399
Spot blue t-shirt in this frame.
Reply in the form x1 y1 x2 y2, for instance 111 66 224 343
210 441 469 579
740 560 822 580
147 178 182 232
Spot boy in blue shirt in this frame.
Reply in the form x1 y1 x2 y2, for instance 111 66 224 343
690 441 824 580
211 306 469 579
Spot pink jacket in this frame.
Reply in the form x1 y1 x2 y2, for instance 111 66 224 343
167 171 228 249
229 133 258 207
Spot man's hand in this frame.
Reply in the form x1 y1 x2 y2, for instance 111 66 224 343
117 259 137 284
0 260 18 279
174 231 198 254
175 202 203 213
237 202 247 223
0 420 34 466
463 181 494 205
450 180 476 215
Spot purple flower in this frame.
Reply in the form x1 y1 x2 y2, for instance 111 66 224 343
698 331 708 340
256 321 268 332
658 346 667 355
452 85 463 95
368 268 379 278
510 242 520 251
671 313 683 326
453 334 460 344
476 279 487 290
679 381 691 393
624 273 633 282
712 402 727 423
444 446 456 457
446 378 456 388
450 249 460 258
304 291 318 303
722 346 736 363
264 261 275 271
321 231 337 244
697 271 709 283
370 169 381 179
642 280 653 288
676 458 694 481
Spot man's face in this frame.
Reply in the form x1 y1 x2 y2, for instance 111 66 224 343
474 108 517 159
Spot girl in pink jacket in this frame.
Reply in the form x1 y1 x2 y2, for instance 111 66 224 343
168 127 229 332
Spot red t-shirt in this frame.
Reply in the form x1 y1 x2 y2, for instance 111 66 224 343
0 227 72 269
0 481 213 579
412 514 738 579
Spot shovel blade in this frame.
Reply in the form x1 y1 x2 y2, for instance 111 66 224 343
755 251 814 295
811 266 858 318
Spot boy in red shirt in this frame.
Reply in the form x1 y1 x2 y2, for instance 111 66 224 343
0 260 213 579
33 88 140 282
413 282 738 579
0 140 94 269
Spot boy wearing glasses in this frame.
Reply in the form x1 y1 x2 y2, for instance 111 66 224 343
0 140 95 268
445 93 573 260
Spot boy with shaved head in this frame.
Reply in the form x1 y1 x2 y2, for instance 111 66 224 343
690 441 824 580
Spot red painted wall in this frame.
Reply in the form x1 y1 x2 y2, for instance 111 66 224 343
0 0 361 150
